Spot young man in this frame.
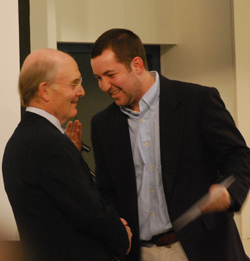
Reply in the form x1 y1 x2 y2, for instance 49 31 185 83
90 28 250 261
2 48 132 261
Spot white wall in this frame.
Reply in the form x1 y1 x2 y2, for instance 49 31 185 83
30 0 177 51
0 1 20 240
30 0 57 51
161 0 235 116
55 0 177 45
232 0 250 255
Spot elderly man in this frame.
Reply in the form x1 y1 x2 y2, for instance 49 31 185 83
2 48 132 261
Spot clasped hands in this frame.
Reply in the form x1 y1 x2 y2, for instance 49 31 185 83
65 121 132 255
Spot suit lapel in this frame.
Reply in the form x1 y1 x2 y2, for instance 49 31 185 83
105 106 138 217
159 76 185 201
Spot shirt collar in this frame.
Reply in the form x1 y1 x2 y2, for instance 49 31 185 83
26 107 64 133
141 71 159 111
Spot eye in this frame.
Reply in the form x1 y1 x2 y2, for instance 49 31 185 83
107 74 115 78
94 76 101 81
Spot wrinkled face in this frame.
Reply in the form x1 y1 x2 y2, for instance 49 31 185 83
48 57 85 124
91 49 143 111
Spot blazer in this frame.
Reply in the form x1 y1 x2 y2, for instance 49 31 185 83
91 75 250 261
2 112 129 261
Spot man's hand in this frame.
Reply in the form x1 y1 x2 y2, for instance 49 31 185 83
120 218 132 255
200 184 231 214
65 120 82 151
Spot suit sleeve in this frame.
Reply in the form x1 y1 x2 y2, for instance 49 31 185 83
201 87 250 210
91 116 121 211
40 139 129 255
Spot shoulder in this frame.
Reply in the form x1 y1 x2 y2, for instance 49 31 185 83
11 113 67 154
159 74 221 102
91 102 125 124
160 74 216 92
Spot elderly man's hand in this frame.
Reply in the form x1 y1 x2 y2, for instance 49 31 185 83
65 120 82 151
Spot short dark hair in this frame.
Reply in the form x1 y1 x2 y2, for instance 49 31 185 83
90 28 148 70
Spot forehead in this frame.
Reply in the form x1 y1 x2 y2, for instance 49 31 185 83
56 56 80 79
91 49 125 73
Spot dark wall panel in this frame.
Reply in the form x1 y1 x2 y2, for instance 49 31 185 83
18 0 30 116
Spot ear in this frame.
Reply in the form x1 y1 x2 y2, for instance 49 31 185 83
38 82 50 102
131 57 144 74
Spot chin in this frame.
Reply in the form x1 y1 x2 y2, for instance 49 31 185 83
114 100 124 107
69 111 77 119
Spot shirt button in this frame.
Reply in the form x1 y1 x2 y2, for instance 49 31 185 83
145 142 149 147
151 189 155 194
151 105 154 109
152 212 156 217
141 118 145 123
150 165 153 170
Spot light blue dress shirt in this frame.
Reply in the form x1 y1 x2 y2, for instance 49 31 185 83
120 71 172 240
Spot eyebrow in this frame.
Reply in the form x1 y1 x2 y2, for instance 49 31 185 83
94 70 115 77
103 70 115 75
72 77 81 83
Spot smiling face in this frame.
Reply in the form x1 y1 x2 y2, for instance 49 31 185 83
47 55 85 124
91 49 144 111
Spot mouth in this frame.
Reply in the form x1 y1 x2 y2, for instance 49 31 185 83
110 89 121 96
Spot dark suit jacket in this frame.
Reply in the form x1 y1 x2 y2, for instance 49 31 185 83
2 112 129 261
91 75 250 261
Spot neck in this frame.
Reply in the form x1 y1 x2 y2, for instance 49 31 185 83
129 71 156 112
140 70 156 93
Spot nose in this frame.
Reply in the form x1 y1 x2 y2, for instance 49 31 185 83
77 86 85 97
99 78 111 93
